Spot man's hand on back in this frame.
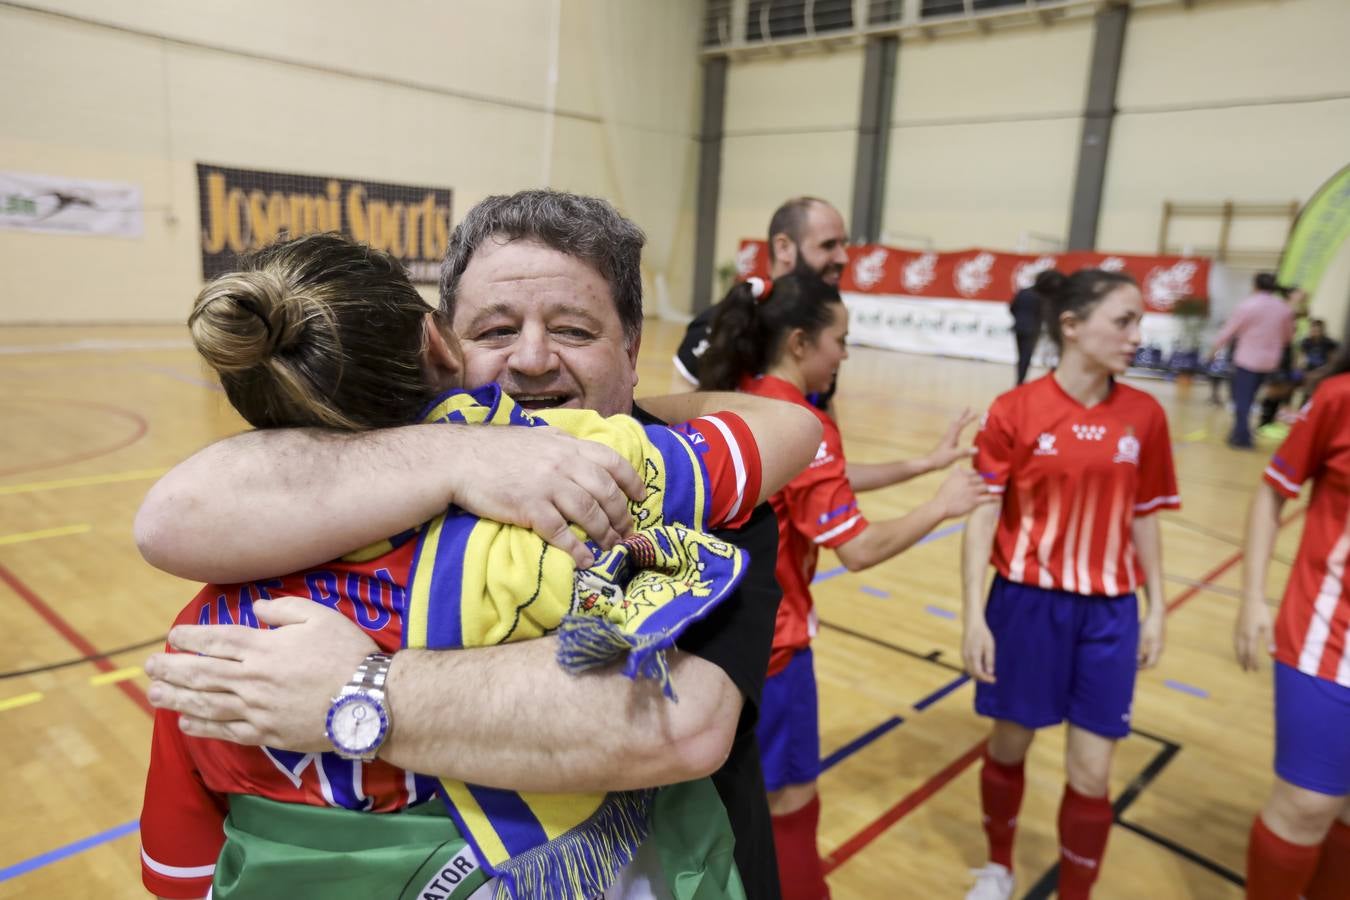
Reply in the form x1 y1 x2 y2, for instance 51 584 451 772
145 598 374 751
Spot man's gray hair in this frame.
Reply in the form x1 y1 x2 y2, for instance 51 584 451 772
439 189 646 345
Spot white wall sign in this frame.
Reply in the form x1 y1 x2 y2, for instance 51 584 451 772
0 171 143 238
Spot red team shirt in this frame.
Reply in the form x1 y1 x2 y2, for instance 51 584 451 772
1263 373 1350 687
140 411 762 899
975 375 1179 597
741 375 868 676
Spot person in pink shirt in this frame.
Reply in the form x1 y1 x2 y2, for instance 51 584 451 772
1211 272 1295 449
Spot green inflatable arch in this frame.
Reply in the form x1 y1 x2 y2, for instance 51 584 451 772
1278 163 1350 295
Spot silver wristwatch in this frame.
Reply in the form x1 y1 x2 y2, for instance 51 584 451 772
325 651 394 761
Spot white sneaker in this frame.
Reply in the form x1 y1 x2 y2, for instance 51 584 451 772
964 863 1014 900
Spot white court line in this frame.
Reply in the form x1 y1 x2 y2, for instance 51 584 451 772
0 338 191 355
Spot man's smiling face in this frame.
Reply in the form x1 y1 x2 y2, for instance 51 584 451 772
452 237 640 417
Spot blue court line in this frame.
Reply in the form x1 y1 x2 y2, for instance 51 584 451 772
924 604 957 620
917 522 965 546
1163 679 1209 699
913 674 971 711
812 565 847 584
820 716 905 772
0 819 139 883
860 585 889 599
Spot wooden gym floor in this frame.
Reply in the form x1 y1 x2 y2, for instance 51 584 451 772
0 319 1297 898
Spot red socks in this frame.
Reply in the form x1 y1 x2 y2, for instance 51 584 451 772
1245 815 1322 900
1057 783 1113 900
979 751 1026 870
1305 819 1350 900
771 794 831 900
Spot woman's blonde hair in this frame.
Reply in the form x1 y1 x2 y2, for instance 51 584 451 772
189 232 442 431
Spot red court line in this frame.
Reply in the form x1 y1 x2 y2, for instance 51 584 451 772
1166 507 1305 614
0 563 153 716
822 739 985 875
0 398 149 478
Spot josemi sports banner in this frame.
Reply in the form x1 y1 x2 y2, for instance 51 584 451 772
734 240 1211 364
196 164 453 283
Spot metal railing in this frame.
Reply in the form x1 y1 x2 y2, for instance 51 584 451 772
701 0 1170 56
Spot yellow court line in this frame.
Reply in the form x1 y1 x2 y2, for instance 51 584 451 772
0 523 92 546
0 692 43 713
1184 429 1208 442
0 467 167 496
89 666 144 687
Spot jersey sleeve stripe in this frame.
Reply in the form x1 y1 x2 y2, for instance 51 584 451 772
140 847 216 878
813 513 864 545
1133 494 1181 513
1263 465 1303 497
702 414 750 524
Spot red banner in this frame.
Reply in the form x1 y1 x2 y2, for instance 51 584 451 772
734 241 1210 314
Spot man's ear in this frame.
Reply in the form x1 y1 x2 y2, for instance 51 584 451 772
770 232 796 275
422 313 463 384
626 333 642 389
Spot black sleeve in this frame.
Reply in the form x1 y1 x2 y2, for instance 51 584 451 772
629 404 782 724
673 502 781 724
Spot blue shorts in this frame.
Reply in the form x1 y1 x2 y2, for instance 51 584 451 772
756 647 820 792
974 575 1138 739
1274 662 1350 796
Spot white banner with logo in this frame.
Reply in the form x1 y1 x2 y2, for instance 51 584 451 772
0 170 143 237
842 292 1181 365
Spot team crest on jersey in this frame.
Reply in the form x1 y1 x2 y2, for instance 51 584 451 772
1034 432 1057 456
1113 429 1140 465
1071 424 1106 441
810 440 835 468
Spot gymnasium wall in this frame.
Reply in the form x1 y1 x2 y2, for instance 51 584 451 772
0 0 703 324
716 50 864 299
710 0 1350 324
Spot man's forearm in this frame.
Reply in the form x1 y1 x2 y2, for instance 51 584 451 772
135 426 461 583
380 638 741 792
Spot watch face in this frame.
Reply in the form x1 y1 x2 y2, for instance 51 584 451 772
327 693 387 755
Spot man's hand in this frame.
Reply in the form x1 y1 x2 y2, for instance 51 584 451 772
1138 609 1165 669
144 598 375 750
1234 599 1274 672
925 408 979 470
447 426 647 568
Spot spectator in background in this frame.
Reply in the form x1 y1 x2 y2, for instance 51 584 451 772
1301 318 1339 374
1010 270 1061 385
1210 272 1295 449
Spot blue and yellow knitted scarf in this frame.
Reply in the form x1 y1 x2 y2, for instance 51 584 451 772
401 385 747 900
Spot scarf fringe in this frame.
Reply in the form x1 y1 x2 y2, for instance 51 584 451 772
491 789 655 900
556 615 677 700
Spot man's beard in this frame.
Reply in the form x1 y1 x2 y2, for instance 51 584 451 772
793 248 844 285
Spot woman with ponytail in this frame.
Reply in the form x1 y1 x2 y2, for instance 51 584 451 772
1236 324 1350 900
961 269 1179 899
140 233 823 900
699 272 994 900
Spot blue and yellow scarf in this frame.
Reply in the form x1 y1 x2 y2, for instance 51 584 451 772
401 385 747 899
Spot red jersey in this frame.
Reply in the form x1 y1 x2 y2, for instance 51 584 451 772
974 375 1179 597
1264 373 1350 687
741 375 868 676
140 408 761 899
